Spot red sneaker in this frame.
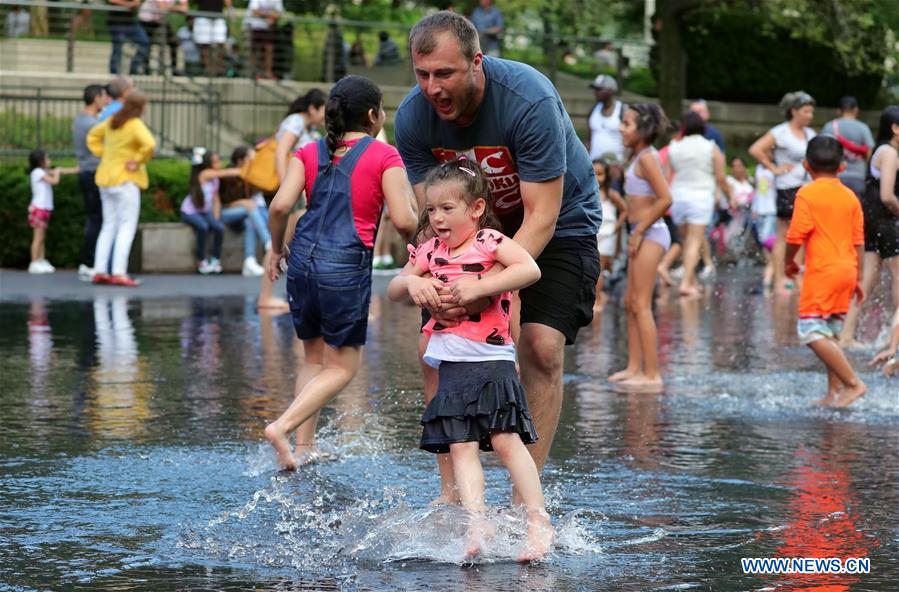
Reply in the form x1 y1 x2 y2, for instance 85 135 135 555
92 273 110 285
108 275 141 287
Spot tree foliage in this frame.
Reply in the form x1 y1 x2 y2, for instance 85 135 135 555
740 0 889 77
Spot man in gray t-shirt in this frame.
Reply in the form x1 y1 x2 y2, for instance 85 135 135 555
72 84 109 279
395 12 601 494
821 95 874 195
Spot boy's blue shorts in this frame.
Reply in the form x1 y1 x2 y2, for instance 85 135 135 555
797 314 844 346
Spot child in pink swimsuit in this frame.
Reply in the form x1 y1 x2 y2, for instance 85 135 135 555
388 159 554 562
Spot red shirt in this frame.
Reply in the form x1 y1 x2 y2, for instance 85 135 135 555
296 137 404 248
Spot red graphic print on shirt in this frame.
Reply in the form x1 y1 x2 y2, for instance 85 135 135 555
430 146 521 215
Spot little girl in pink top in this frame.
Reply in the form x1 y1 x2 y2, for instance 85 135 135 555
388 159 554 562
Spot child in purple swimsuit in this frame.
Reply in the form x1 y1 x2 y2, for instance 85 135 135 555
608 103 673 392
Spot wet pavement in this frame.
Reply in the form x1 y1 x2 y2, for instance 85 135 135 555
0 268 897 591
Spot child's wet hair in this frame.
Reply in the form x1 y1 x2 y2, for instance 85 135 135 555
28 149 47 172
805 135 843 174
418 158 502 241
627 103 669 144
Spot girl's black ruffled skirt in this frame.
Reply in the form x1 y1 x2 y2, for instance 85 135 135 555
420 360 538 454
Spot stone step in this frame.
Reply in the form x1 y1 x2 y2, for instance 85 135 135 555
130 222 265 274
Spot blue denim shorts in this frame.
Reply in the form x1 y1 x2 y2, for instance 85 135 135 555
285 256 372 348
797 314 845 345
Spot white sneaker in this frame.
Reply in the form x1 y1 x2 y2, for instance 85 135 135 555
198 260 212 275
699 265 716 281
207 257 223 274
40 259 56 272
28 261 51 274
242 256 264 277
78 264 94 281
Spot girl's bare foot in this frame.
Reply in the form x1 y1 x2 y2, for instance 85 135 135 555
264 423 297 471
617 374 664 393
257 297 290 311
429 494 460 506
831 381 867 408
609 368 638 382
816 389 840 406
464 514 494 560
657 266 673 286
678 285 703 298
518 510 554 562
294 443 332 466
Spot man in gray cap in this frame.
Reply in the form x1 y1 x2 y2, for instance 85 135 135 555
587 74 625 162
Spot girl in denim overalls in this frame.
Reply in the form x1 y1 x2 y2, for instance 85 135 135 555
264 76 418 471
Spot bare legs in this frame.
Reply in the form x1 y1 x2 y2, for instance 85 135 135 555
30 226 46 264
773 218 790 293
807 338 867 407
420 333 458 504
291 337 324 462
678 223 705 297
840 254 899 348
609 239 665 389
839 252 881 347
450 432 553 561
594 254 614 312
517 323 566 473
657 242 681 286
264 339 362 470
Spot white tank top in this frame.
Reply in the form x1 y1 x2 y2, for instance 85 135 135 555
770 122 816 190
869 144 894 180
668 134 715 200
588 100 624 161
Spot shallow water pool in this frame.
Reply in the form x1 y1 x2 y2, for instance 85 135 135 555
1 272 897 591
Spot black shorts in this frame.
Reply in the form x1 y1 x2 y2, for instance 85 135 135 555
520 235 600 345
776 187 800 220
861 190 899 259
251 28 276 47
662 215 680 245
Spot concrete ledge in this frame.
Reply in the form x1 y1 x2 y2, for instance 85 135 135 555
129 222 262 274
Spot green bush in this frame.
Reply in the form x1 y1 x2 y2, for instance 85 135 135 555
624 66 657 98
0 159 190 269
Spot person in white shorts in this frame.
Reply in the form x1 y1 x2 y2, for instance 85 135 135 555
194 0 231 75
667 111 731 297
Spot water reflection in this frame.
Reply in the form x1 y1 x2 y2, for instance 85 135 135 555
769 424 878 591
1 271 898 591
27 300 53 397
89 297 152 438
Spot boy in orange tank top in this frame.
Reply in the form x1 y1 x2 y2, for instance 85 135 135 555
785 136 866 407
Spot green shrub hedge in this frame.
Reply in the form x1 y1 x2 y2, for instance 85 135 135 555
0 159 190 269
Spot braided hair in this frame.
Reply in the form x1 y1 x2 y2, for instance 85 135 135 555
324 76 383 160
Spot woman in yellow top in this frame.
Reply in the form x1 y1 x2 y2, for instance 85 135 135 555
87 91 156 286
